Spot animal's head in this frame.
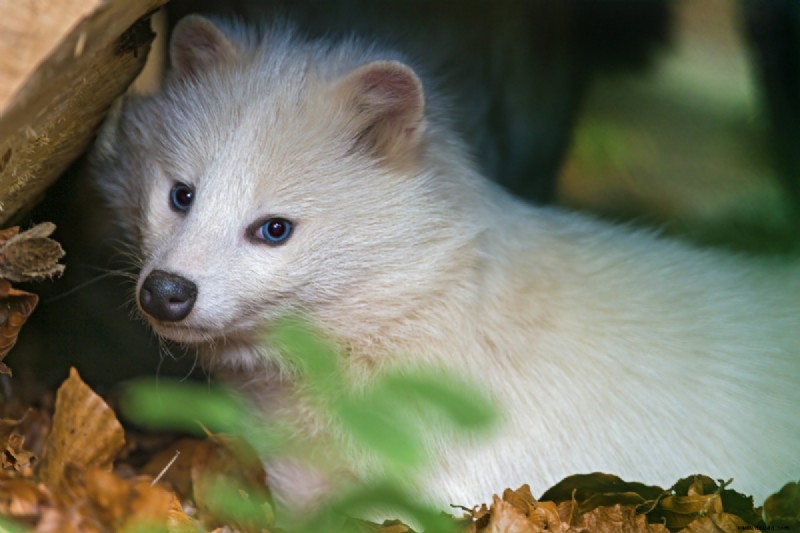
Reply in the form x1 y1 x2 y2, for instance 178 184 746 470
93 16 476 355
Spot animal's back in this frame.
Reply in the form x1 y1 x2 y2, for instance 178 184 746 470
403 198 800 505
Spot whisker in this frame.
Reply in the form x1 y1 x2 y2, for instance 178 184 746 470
181 351 200 382
83 264 139 280
158 337 178 362
44 271 128 303
155 342 169 383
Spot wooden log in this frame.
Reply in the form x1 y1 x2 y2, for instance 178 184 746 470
0 0 168 224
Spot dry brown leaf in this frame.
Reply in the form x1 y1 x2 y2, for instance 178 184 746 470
36 367 126 496
42 464 190 532
0 278 39 371
141 437 206 499
471 486 563 533
12 408 52 462
0 409 51 484
658 493 723 530
654 475 763 531
341 517 415 533
556 500 579 528
27 465 197 533
0 478 50 520
34 506 92 533
688 477 759 526
0 416 24 449
0 223 65 283
503 485 562 531
469 502 491 527
166 491 203 533
2 433 37 478
0 228 20 243
675 513 750 533
81 468 183 531
501 485 537 510
482 496 544 533
464 494 496 529
573 503 669 533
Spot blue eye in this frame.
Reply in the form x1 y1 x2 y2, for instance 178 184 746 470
258 218 293 244
170 182 194 212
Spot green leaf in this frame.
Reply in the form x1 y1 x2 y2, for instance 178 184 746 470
299 482 460 533
267 316 342 393
120 379 248 435
122 523 172 533
335 396 424 470
380 372 496 431
0 516 27 533
201 476 275 530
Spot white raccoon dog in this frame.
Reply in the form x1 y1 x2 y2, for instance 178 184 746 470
93 15 800 510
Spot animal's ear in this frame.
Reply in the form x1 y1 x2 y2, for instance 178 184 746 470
170 15 238 79
335 60 426 159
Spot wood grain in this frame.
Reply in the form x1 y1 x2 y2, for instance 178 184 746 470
0 0 168 224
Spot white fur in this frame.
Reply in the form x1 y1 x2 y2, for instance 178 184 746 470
92 17 800 510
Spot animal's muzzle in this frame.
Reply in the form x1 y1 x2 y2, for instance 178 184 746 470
139 269 198 322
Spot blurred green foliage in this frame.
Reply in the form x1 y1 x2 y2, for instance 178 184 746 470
0 516 27 533
122 316 496 532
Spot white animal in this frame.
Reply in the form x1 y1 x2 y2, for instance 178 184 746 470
93 15 800 511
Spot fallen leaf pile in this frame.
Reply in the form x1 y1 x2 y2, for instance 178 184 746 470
0 367 797 532
1 368 175 532
0 368 281 532
0 223 64 375
0 368 420 533
461 475 780 533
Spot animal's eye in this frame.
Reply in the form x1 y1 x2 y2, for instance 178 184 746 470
170 182 194 212
257 218 293 244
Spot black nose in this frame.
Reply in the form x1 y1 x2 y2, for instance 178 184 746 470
138 269 198 322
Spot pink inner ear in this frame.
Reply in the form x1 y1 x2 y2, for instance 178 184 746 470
361 68 419 105
356 64 424 130
171 17 236 78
